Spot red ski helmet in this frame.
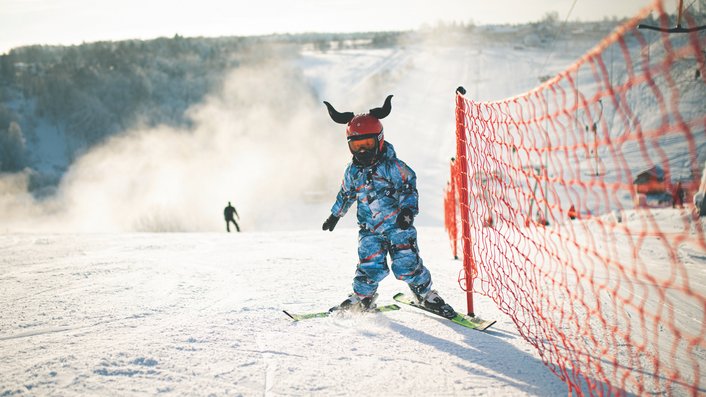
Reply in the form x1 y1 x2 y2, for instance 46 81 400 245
323 95 393 153
346 114 384 151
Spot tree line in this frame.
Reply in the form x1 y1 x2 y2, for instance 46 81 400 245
0 31 403 173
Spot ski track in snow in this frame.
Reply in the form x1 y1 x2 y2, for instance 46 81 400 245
0 229 568 396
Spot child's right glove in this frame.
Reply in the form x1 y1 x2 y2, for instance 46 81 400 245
322 214 340 231
396 208 414 230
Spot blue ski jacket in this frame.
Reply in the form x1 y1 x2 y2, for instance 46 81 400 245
331 142 419 233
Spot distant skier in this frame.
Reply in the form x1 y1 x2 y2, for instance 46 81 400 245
224 202 240 233
321 95 456 318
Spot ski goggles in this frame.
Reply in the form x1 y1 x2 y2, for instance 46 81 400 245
347 136 378 152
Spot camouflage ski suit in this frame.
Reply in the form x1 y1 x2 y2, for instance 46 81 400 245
330 142 432 298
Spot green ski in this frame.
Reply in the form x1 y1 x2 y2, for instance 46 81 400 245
393 293 496 331
283 304 401 322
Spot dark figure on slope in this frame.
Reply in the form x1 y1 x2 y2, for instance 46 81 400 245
224 202 240 233
321 95 456 318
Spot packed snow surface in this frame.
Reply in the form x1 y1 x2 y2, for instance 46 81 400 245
0 228 568 396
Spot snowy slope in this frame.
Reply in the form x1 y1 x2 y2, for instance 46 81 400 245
0 228 569 396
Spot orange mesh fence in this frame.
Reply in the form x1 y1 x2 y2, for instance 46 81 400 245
446 1 706 395
444 158 460 259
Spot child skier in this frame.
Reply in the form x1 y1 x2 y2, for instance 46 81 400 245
321 95 456 318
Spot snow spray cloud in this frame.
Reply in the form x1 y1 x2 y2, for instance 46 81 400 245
0 170 58 229
0 55 351 232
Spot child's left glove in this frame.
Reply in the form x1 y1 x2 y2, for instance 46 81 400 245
396 208 414 230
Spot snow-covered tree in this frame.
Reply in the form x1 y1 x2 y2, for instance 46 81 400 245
0 121 25 171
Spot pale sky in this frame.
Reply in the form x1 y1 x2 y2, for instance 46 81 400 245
0 0 658 54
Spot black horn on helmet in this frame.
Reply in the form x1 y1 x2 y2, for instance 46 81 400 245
324 95 394 166
323 101 354 124
368 95 393 119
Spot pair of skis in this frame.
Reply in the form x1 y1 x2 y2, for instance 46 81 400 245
283 303 401 321
283 293 495 332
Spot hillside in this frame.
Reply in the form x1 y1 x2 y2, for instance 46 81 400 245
0 21 622 233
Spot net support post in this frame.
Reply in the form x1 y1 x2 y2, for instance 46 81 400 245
454 86 476 317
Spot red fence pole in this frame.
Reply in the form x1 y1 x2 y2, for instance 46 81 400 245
454 87 475 316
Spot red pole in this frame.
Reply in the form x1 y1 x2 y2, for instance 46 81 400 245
454 87 476 317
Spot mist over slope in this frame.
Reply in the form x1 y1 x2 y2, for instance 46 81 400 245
0 22 640 232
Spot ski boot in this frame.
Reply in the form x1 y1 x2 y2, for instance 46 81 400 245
415 290 457 319
330 293 378 313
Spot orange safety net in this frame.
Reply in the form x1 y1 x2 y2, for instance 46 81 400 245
445 1 706 395
444 158 460 260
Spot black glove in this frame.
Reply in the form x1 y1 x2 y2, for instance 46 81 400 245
396 208 414 230
322 214 340 231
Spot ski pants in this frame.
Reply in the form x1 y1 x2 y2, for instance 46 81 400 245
352 226 432 298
